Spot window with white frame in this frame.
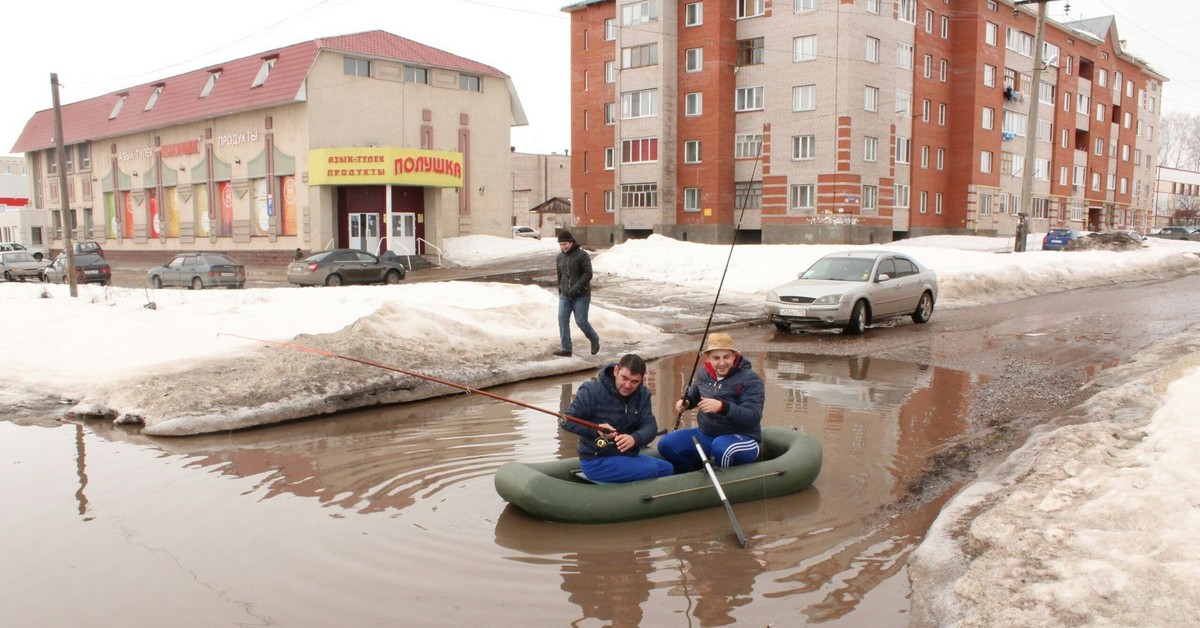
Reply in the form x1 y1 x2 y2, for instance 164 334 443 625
985 22 998 45
935 192 943 214
622 43 658 69
1061 128 1069 148
937 148 945 170
1078 93 1090 112
1064 92 1071 112
737 86 764 111
939 59 947 82
1107 173 1116 190
737 0 764 18
895 184 910 208
863 185 878 212
1096 102 1105 122
605 102 616 124
621 183 658 208
1034 158 1049 180
982 106 994 130
604 189 615 212
685 92 702 116
1073 165 1085 187
684 140 702 163
684 187 701 211
924 55 933 78
685 2 703 26
896 137 911 164
1098 68 1107 87
621 89 658 118
1059 166 1068 185
735 181 762 209
794 35 817 62
919 190 928 213
1002 110 1027 136
920 145 929 168
1092 171 1100 191
865 86 879 112
898 0 916 23
605 60 616 82
685 48 703 72
1006 27 1034 56
735 133 763 158
1123 111 1131 128
604 147 615 169
983 64 995 87
622 137 658 163
621 0 658 26
896 90 912 116
795 0 816 11
1039 81 1055 105
922 99 930 122
866 37 880 63
864 136 879 162
978 193 992 216
790 183 816 211
1036 119 1052 141
1120 177 1128 194
941 15 949 38
792 84 816 111
605 18 616 40
793 134 816 160
1121 144 1129 161
867 0 879 12
1095 137 1103 155
981 150 993 173
897 42 914 70
737 37 765 66
925 9 934 33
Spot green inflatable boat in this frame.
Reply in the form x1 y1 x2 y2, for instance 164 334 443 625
494 426 822 524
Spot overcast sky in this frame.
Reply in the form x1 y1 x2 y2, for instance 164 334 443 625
4 0 1200 158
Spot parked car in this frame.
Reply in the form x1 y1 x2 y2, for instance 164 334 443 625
1 251 48 282
147 252 246 289
0 241 49 261
765 250 938 335
512 226 541 240
287 249 406 287
40 252 112 286
1042 228 1082 251
1148 226 1200 241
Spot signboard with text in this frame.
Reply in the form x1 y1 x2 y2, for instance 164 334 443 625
307 147 465 188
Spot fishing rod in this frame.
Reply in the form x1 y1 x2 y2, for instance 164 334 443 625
674 148 762 430
218 332 614 441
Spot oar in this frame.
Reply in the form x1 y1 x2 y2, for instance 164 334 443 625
640 470 785 503
218 332 609 435
693 435 748 548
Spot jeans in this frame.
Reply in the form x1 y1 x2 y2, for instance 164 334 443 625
558 294 598 352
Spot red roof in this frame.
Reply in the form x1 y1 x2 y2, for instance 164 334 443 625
11 30 507 153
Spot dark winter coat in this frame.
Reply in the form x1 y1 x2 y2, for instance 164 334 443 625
556 243 593 298
681 356 764 443
561 364 659 458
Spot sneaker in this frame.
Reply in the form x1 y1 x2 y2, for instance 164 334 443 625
590 339 600 355
553 349 572 357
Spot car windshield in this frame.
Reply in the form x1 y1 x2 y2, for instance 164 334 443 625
801 257 876 282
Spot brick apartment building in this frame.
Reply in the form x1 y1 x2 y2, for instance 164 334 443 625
562 0 1165 246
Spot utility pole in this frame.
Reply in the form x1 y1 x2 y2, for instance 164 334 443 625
1013 0 1056 252
51 73 78 297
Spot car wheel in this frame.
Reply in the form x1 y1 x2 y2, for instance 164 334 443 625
2 270 12 282
911 292 934 324
844 300 868 335
33 253 43 261
191 277 204 290
325 273 343 287
773 321 791 333
151 276 163 289
384 270 402 285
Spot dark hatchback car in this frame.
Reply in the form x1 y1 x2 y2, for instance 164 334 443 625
41 252 112 285
147 252 246 289
287 249 407 287
1042 228 1082 251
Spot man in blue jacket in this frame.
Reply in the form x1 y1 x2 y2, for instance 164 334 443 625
658 333 764 473
560 354 674 483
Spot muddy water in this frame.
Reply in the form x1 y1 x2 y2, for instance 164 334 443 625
0 351 973 627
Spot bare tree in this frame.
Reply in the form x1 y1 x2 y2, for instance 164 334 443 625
1158 111 1200 171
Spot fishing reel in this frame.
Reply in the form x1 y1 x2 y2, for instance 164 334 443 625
595 435 610 448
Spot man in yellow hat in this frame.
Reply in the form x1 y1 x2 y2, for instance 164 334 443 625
656 332 764 472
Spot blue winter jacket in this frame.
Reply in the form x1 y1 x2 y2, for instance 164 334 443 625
681 356 764 442
560 364 660 458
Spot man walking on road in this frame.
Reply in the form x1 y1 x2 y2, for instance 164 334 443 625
555 230 600 357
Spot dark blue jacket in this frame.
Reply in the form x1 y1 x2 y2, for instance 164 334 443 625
561 364 659 457
682 356 764 442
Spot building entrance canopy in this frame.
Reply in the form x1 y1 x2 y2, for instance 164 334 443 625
308 147 464 188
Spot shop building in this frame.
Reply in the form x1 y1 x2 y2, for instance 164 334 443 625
10 30 528 263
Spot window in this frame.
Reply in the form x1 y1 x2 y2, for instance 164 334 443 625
794 35 817 62
685 92 703 116
864 136 879 162
622 138 659 163
939 59 948 82
981 150 993 173
735 182 762 209
604 147 615 169
621 89 658 118
622 43 658 68
737 86 764 111
251 57 276 88
866 37 880 63
793 134 816 160
685 48 703 72
919 191 928 213
983 64 995 87
685 2 702 26
1035 158 1050 180
863 185 878 212
1095 137 1103 155
1096 103 1105 122
604 103 616 124
605 60 616 82
792 85 815 111
898 0 916 23
924 9 934 33
685 140 702 163
941 15 949 38
1098 68 1108 88
897 43 914 70
605 18 616 40
1002 110 1027 136
109 94 126 119
790 184 815 211
621 183 658 208
684 188 702 211
1037 119 1053 141
936 192 943 214
864 86 879 112
735 133 763 158
78 143 90 170
924 55 933 78
405 66 428 84
896 137 911 164
144 85 163 111
979 193 993 216
344 58 370 77
604 190 615 212
621 0 658 26
985 22 998 45
920 145 929 168
895 90 912 116
795 0 816 10
938 103 947 125
867 0 879 12
982 107 994 130
922 99 930 123
1006 27 1034 56
737 38 765 66
937 148 945 170
737 0 764 18
459 74 482 92
895 184 910 209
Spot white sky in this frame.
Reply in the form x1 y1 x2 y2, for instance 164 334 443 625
2 232 1200 622
4 0 1200 159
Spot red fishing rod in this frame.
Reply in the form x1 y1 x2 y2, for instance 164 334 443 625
219 333 612 441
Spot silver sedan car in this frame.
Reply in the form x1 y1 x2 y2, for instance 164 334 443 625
765 250 938 335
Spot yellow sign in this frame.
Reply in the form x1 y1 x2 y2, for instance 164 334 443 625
307 147 464 188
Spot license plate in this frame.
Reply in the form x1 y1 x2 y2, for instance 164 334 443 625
84 270 99 275
221 272 233 276
779 307 807 317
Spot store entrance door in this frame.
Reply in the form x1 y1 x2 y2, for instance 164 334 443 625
390 213 417 255
348 212 382 254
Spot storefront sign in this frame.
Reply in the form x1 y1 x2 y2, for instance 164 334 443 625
161 139 201 158
307 147 464 188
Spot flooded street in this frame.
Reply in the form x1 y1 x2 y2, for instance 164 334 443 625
1 351 969 627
